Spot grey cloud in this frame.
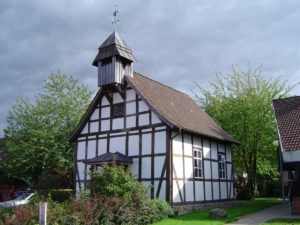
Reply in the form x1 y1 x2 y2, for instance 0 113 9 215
0 0 300 136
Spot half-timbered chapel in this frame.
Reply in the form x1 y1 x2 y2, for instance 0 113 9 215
69 30 238 206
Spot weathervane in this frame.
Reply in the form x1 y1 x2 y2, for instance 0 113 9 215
112 4 119 31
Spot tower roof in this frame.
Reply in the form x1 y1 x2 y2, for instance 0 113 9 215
92 31 135 66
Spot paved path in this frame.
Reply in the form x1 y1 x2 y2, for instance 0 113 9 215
226 203 300 225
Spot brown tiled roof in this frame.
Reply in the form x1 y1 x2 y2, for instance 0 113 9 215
126 72 237 144
273 96 300 151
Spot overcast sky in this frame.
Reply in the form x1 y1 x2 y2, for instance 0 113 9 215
1 0 300 136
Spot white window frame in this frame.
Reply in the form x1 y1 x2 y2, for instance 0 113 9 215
218 153 226 179
193 148 203 178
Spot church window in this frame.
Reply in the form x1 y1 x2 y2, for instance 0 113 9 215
193 148 203 178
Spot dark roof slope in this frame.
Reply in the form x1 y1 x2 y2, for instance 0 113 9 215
93 31 135 66
273 96 300 151
83 152 133 165
126 73 237 144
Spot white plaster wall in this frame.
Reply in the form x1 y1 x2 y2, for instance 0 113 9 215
126 89 135 101
218 144 225 153
81 124 88 134
90 121 98 133
131 158 139 178
126 102 136 114
173 180 184 203
213 182 220 200
87 140 96 159
154 131 166 153
151 112 161 124
205 182 212 200
186 181 194 202
142 157 151 179
185 157 193 179
226 145 232 161
128 135 139 156
204 160 211 179
101 120 110 131
91 108 99 120
203 140 210 158
139 113 149 126
98 139 107 156
113 92 124 103
126 116 136 128
173 134 182 155
154 156 165 178
154 180 166 200
101 107 110 118
283 149 300 162
138 101 149 112
112 118 124 130
101 96 110 106
221 182 227 199
227 164 232 179
195 181 204 201
77 162 85 180
77 141 86 160
173 156 183 178
212 162 219 179
211 142 218 160
183 134 193 157
110 136 126 154
142 133 152 155
193 137 202 148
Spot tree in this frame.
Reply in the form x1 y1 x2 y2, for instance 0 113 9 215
195 66 295 199
2 73 92 189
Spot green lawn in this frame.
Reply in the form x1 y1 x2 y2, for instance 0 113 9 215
262 219 300 225
154 198 282 225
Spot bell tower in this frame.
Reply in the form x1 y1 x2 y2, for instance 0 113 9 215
92 6 135 87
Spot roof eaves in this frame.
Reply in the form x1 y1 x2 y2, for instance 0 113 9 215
272 101 285 153
180 126 239 145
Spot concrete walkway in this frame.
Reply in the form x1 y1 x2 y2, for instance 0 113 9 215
226 203 300 225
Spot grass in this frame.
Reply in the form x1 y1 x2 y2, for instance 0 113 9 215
154 197 282 225
262 219 300 225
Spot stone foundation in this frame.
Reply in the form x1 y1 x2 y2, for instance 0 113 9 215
173 200 237 215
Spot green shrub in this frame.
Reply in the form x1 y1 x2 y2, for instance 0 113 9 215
151 198 174 221
89 164 137 197
1 165 173 225
37 189 73 202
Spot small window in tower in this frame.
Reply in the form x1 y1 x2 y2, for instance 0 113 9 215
112 103 125 118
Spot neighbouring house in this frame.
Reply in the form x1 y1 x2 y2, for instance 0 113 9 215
273 96 300 215
69 31 238 206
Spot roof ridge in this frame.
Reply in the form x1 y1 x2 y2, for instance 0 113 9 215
133 71 190 97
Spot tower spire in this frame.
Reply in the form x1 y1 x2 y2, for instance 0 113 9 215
112 4 119 32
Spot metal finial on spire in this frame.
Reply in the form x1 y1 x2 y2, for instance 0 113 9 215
112 4 119 31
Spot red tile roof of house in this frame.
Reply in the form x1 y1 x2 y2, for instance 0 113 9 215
273 96 300 151
126 73 237 143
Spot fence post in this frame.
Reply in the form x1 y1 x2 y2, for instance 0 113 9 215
39 202 47 225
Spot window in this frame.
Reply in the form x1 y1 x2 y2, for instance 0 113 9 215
112 103 125 118
193 148 203 178
218 153 226 179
